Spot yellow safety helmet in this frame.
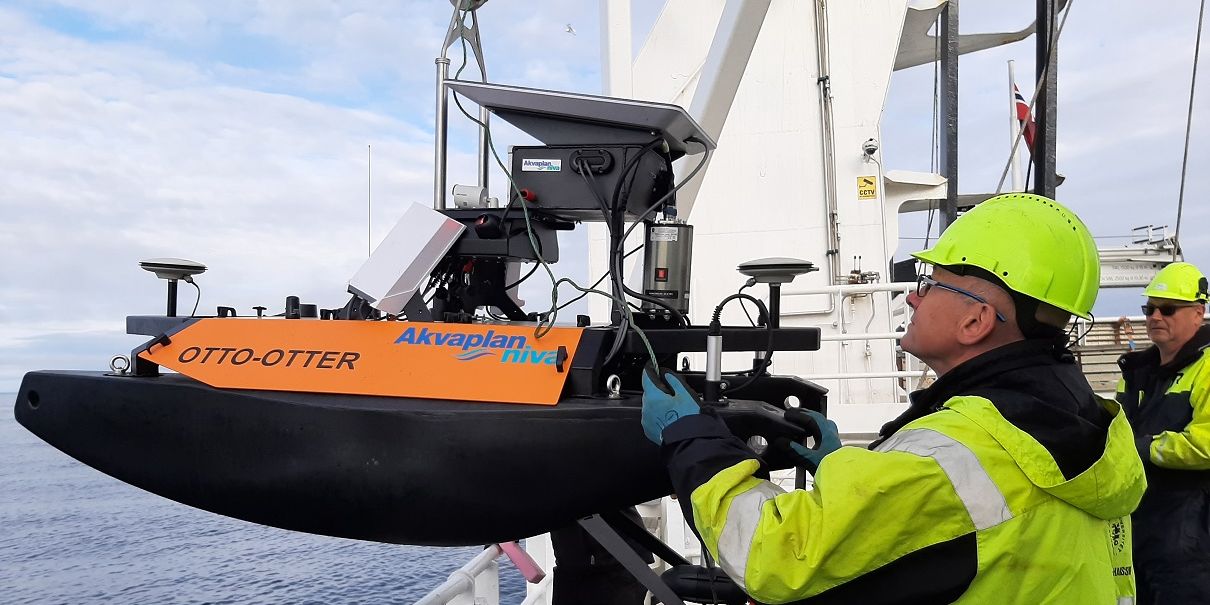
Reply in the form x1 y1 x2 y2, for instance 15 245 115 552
912 193 1100 319
1144 262 1208 303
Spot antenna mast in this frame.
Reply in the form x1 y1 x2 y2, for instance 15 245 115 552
367 144 372 257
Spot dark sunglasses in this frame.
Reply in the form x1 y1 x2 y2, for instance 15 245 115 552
1141 303 1200 317
917 275 1008 322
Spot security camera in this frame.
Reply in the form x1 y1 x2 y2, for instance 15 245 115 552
862 138 879 157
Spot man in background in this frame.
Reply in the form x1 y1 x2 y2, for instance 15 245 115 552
1118 261 1210 604
1115 316 1137 351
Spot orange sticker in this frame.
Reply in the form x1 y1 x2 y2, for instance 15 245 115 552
139 319 584 405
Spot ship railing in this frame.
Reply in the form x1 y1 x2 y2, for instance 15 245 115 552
781 281 918 319
1068 313 1210 394
415 544 504 605
783 281 914 352
780 281 935 398
1070 312 1210 347
418 542 550 605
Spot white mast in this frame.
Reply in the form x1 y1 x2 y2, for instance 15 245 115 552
600 0 632 97
1008 60 1025 192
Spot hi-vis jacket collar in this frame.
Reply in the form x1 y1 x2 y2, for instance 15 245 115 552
1119 324 1210 374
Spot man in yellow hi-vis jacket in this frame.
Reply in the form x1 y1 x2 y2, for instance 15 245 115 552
642 193 1146 604
1117 261 1210 604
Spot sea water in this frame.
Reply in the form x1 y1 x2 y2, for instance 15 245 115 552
0 396 527 604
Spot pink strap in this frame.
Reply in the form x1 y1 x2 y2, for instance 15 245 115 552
498 541 546 583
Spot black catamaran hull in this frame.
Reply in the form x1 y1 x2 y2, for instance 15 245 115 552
15 370 672 546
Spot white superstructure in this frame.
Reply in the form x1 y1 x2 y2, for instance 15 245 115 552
421 1 1177 603
594 0 954 435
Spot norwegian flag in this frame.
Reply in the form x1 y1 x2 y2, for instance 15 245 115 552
1013 84 1037 153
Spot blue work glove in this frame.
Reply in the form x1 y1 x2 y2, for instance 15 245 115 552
787 409 841 473
641 365 701 444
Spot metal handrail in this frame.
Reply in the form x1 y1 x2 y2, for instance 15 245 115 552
804 370 932 380
819 332 903 341
416 545 503 605
777 281 915 318
783 281 917 296
518 575 553 605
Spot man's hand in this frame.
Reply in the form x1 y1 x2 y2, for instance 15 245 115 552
641 365 702 444
787 409 841 473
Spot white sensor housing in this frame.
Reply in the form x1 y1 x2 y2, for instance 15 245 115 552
348 203 466 315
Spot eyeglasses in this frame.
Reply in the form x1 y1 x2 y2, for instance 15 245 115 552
1141 303 1200 317
916 275 1008 322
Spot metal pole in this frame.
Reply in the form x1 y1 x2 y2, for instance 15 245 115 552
166 279 178 317
472 9 490 191
1034 0 1058 198
478 105 490 189
813 0 840 282
367 144 372 256
769 282 782 330
434 58 451 209
938 0 959 230
1008 60 1025 192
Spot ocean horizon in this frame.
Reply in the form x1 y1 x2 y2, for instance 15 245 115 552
1 393 527 604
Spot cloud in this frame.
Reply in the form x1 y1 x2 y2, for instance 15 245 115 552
4 0 1206 392
0 3 606 391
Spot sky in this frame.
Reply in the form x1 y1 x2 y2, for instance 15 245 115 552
1 0 1207 392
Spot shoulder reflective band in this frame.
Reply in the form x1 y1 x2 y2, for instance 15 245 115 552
875 428 1013 530
715 479 785 588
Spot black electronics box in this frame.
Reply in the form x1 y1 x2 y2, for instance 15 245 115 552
510 145 672 222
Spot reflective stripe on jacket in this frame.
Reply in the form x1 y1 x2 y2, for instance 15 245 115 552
1116 324 1210 601
1117 324 1210 476
662 340 1147 604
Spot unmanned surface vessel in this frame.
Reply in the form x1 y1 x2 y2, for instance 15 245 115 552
15 78 828 548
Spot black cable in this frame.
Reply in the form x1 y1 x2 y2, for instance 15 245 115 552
604 139 666 329
609 139 666 220
580 154 690 330
708 292 774 396
614 142 711 260
607 146 691 327
608 142 711 331
576 156 647 366
1068 312 1096 349
494 220 546 294
449 77 697 354
554 245 643 312
604 140 711 361
737 280 758 327
186 278 201 317
504 262 540 291
573 147 675 366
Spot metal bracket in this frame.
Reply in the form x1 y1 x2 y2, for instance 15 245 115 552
577 514 686 605
442 2 487 77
